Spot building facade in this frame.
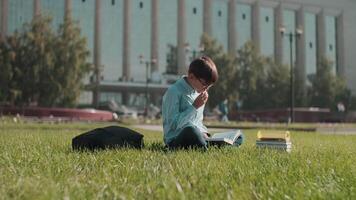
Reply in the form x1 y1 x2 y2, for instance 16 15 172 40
1 0 355 108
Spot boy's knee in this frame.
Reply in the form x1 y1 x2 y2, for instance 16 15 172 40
182 126 195 132
181 126 200 137
180 126 207 147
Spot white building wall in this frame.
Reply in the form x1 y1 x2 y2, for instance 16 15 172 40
281 0 356 94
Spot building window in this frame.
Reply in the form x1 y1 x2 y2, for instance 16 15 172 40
242 13 246 20
265 16 269 22
82 0 85 2
193 7 197 14
309 42 313 49
329 44 333 51
112 0 115 6
139 2 143 9
218 10 222 17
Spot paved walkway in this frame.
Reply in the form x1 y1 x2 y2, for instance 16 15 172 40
316 127 356 135
133 125 163 131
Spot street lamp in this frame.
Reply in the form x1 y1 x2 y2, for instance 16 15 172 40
279 25 303 123
139 54 157 117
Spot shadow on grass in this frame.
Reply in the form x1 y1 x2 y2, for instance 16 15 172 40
146 142 212 153
146 142 168 152
67 142 168 153
68 142 212 154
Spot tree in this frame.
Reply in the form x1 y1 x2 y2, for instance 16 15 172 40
308 57 350 110
20 16 57 106
196 35 355 112
0 15 92 107
235 42 291 110
199 34 237 109
261 58 290 109
235 42 266 110
166 44 178 75
294 65 308 107
200 37 291 111
41 16 92 107
0 39 10 102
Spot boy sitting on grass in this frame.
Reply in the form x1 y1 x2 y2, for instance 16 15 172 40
162 56 219 149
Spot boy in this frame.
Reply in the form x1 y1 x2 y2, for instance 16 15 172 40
162 56 218 149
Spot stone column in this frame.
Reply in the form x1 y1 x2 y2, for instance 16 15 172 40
177 0 187 75
228 0 236 55
151 0 159 72
296 6 306 104
151 91 160 106
93 0 102 107
65 0 72 20
122 0 132 105
203 0 212 36
336 13 345 77
123 0 131 81
316 10 326 70
274 3 283 64
33 0 41 18
1 0 8 40
251 1 260 53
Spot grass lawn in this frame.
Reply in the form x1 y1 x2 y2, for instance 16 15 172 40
1 121 356 199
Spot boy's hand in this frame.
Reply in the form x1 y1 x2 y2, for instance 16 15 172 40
193 91 208 109
203 132 211 139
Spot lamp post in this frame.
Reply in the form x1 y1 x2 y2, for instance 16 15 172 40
279 26 303 123
139 54 157 117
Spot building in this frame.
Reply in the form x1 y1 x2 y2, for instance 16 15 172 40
1 0 355 108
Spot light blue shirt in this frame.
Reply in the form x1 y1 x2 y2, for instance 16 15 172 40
162 76 208 145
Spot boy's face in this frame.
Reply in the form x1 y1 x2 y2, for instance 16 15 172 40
188 73 212 93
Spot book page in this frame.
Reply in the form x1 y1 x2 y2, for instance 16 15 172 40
211 130 240 141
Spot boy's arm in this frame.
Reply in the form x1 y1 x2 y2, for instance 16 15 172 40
162 89 198 132
195 91 209 136
197 122 209 134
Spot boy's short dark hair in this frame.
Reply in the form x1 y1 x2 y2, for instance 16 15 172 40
188 56 218 85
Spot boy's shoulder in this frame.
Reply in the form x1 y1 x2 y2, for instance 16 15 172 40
166 82 180 94
168 78 183 90
165 80 185 97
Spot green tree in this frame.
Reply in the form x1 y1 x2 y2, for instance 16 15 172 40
200 34 237 109
0 15 92 107
235 42 266 110
261 58 290 109
308 58 350 110
235 42 291 110
21 16 56 106
0 35 22 104
200 37 291 111
165 44 178 75
294 65 308 107
40 16 92 107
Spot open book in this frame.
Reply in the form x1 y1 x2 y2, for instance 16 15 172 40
206 130 242 146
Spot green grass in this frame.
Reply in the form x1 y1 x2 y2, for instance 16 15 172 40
1 121 356 199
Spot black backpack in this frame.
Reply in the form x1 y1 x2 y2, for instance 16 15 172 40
72 126 144 151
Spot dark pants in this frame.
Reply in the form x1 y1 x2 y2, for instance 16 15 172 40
234 133 244 146
168 126 207 150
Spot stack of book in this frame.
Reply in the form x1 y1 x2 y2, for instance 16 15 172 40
255 130 292 152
